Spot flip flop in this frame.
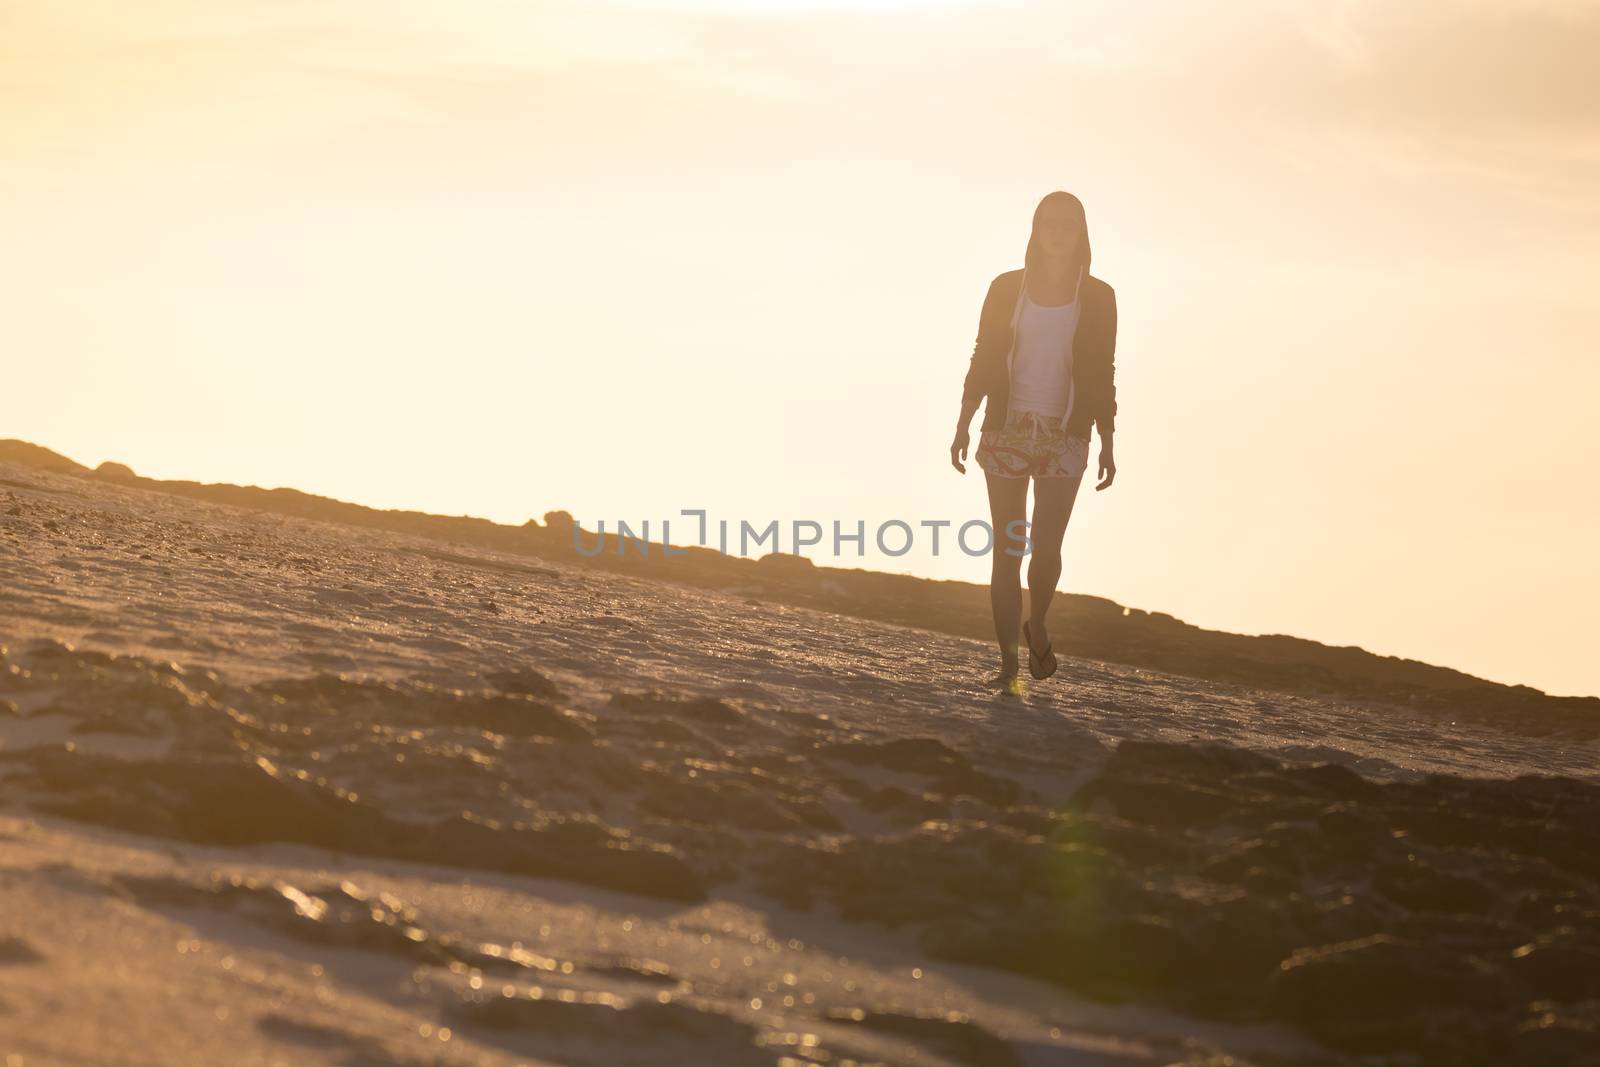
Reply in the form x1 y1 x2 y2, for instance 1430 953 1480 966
1022 620 1057 680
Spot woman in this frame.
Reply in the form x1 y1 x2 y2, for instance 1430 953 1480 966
950 191 1118 691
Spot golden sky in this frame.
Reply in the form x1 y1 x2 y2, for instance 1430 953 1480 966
4 0 1598 696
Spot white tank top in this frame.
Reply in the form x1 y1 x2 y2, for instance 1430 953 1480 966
1007 288 1081 419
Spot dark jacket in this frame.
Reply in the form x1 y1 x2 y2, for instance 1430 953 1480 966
961 268 1118 438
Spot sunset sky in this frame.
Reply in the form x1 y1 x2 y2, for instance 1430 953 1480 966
4 0 1597 697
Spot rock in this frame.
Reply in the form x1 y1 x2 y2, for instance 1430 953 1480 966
0 936 45 965
829 1010 1021 1067
608 689 744 725
91 461 137 481
485 667 565 701
1508 930 1600 1001
1273 934 1513 1054
436 693 594 742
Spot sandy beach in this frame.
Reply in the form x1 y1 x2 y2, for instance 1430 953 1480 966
2 451 1597 1066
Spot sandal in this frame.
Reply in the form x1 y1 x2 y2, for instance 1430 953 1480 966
1022 620 1057 680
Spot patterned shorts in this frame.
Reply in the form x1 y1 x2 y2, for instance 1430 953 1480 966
975 409 1091 479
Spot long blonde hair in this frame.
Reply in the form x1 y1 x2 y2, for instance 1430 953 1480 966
1023 190 1092 289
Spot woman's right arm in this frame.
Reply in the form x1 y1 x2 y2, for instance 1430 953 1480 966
952 277 1000 472
958 276 1002 427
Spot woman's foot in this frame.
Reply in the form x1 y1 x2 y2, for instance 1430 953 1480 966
991 653 1023 694
1022 620 1058 680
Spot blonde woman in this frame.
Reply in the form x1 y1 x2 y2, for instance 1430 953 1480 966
951 191 1119 690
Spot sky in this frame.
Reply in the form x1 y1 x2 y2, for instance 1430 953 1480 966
3 0 1598 697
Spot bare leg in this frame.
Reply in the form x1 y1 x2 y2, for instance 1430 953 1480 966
1026 472 1085 652
984 470 1030 685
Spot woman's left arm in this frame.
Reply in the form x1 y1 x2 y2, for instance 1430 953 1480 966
1095 287 1118 489
1098 286 1118 442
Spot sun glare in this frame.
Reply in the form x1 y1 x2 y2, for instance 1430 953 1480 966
612 0 976 13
